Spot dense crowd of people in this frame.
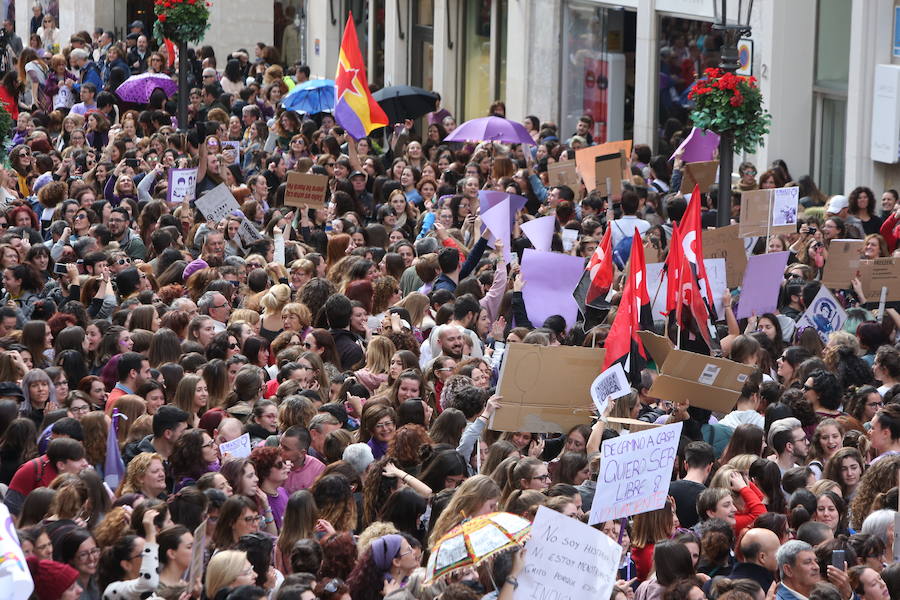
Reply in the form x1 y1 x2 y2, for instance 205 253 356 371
2 10 900 600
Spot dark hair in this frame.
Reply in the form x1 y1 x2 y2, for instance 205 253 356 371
157 525 190 566
654 540 695 586
152 405 189 438
236 532 274 588
807 369 843 411
683 441 715 469
97 534 139 590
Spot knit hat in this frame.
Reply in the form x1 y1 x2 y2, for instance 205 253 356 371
183 258 209 280
370 534 403 572
27 556 79 600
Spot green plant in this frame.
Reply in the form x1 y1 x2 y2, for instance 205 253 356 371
153 0 211 45
688 68 771 155
0 104 14 166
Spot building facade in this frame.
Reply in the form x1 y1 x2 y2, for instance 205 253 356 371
21 0 900 197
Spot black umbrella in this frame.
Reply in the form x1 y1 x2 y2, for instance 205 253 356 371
372 85 439 125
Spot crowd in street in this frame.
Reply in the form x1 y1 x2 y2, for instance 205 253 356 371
1 9 900 600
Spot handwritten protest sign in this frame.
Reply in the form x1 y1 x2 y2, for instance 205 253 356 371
195 184 261 247
218 432 251 459
594 152 626 198
167 167 198 204
518 506 622 600
590 362 630 415
589 422 683 525
796 286 847 343
859 258 900 301
548 160 583 201
284 172 329 210
702 225 747 288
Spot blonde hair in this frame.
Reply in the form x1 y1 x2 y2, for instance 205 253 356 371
172 374 204 417
395 293 429 328
429 475 500 546
356 521 400 557
726 454 758 473
810 479 842 497
363 336 396 374
117 452 163 495
205 550 248 599
260 284 291 316
281 302 312 329
229 309 260 327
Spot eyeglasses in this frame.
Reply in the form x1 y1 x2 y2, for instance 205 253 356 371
116 258 131 265
201 439 216 448
76 547 101 561
70 404 89 414
241 514 260 523
791 436 808 444
530 473 551 481
374 420 395 430
868 400 885 408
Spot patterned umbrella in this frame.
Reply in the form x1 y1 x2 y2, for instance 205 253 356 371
443 116 536 146
425 512 530 583
282 79 336 114
115 72 178 104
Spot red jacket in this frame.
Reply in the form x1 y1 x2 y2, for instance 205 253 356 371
880 212 900 253
734 482 768 536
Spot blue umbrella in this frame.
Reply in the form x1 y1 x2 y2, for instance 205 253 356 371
282 79 336 114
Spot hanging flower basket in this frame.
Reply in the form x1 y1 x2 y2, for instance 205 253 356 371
153 0 212 45
688 68 771 155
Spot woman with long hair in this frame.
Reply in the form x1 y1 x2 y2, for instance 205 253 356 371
205 550 255 598
346 534 418 600
807 418 845 479
428 475 500 545
171 374 208 429
275 490 319 573
0 417 37 485
168 429 218 491
302 328 342 370
210 496 260 551
249 446 290 529
354 336 396 393
201 359 229 410
156 525 193 600
630 500 676 581
96 518 159 600
310 474 357 533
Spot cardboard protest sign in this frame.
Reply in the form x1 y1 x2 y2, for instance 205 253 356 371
679 160 718 194
702 225 748 288
218 432 251 458
548 160 583 201
606 417 662 433
821 240 864 290
195 184 261 247
735 251 791 319
593 152 626 198
522 506 622 600
520 249 585 329
491 343 603 433
739 187 799 237
859 258 900 301
638 331 757 413
590 362 631 415
797 286 847 343
284 172 329 210
575 139 632 192
670 127 719 163
167 167 198 204
588 422 683 524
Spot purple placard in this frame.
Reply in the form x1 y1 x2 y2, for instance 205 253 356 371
670 127 720 163
735 251 791 319
480 198 512 264
521 215 556 252
520 248 586 330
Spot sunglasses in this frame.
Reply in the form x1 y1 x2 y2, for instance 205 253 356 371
229 343 240 349
117 258 131 265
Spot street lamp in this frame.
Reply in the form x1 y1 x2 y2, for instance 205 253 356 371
713 0 753 228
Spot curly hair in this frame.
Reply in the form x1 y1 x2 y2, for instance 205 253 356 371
117 452 163 495
850 454 900 529
346 544 392 600
361 456 399 528
92 506 133 548
310 474 357 533
387 424 431 467
318 532 358 581
250 446 282 482
169 429 213 483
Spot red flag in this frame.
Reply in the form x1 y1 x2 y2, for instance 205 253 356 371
585 225 613 306
680 184 715 310
664 222 682 317
675 250 716 350
602 228 649 375
164 38 177 68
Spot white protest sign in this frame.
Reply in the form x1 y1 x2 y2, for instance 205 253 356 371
195 184 262 247
221 141 241 165
561 228 578 252
518 506 621 600
590 362 630 415
772 187 799 227
646 258 727 321
796 285 847 343
218 432 251 459
167 167 198 204
589 421 683 525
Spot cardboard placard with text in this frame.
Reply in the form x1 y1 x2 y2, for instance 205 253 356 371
593 151 626 198
739 188 799 237
821 239 864 290
548 160 583 201
679 161 718 194
859 258 900 301
490 343 604 433
702 225 748 288
638 331 756 413
575 139 632 192
284 172 329 210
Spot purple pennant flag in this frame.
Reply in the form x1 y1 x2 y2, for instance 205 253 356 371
480 198 513 264
104 410 125 490
477 191 527 246
670 127 720 163
520 248 586 330
735 251 791 319
521 215 556 252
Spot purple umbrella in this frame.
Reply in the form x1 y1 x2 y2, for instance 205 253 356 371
443 116 536 146
115 72 178 104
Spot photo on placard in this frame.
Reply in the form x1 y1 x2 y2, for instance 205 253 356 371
772 188 798 227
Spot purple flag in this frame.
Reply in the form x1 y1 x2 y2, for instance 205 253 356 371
520 248 586 329
104 410 125 489
521 216 556 252
735 251 791 319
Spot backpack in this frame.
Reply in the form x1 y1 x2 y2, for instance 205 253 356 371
700 423 733 456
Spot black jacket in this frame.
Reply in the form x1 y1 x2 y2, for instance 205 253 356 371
330 328 364 371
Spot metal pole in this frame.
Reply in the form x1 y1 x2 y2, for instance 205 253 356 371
715 25 740 228
178 40 188 131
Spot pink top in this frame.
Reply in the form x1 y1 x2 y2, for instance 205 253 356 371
283 454 326 495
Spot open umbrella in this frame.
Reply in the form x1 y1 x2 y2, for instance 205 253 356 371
282 79 336 114
115 72 178 104
443 116 536 146
425 512 530 583
372 85 439 125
